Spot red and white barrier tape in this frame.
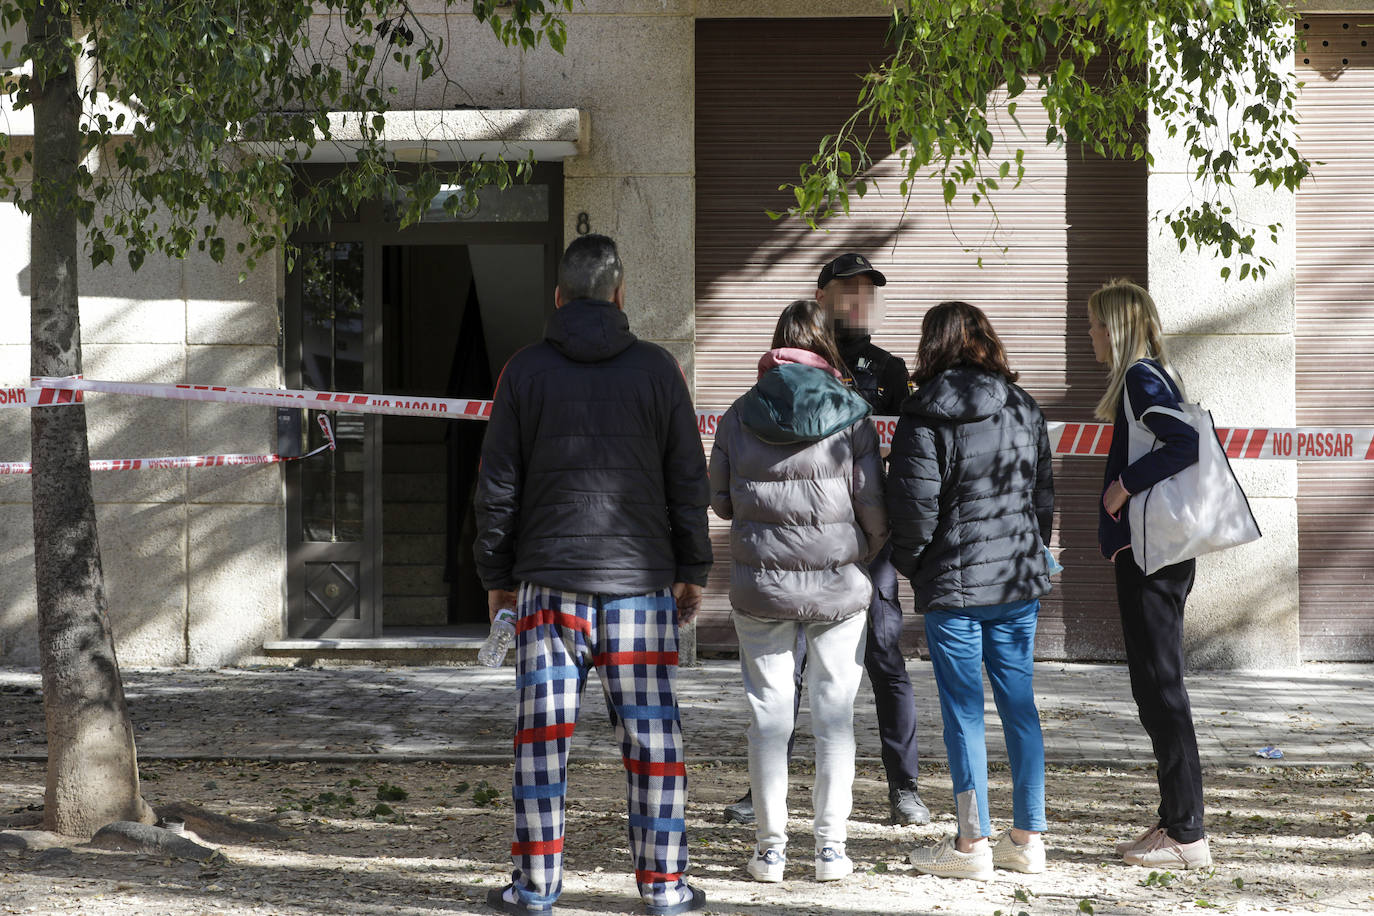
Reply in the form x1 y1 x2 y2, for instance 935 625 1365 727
17 377 490 420
0 386 84 407
9 377 1374 461
711 413 1374 460
1045 422 1370 460
0 416 337 475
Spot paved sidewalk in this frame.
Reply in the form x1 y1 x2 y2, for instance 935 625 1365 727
2 661 1372 767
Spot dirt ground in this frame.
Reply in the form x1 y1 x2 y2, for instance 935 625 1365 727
1 759 1372 916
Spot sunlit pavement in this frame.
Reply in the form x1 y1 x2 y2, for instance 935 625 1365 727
2 660 1372 766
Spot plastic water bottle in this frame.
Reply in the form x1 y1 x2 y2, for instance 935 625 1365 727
478 608 517 667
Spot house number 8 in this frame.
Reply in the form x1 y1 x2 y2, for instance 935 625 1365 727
576 212 590 235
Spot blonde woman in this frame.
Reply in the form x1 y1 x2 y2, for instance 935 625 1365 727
1088 279 1209 870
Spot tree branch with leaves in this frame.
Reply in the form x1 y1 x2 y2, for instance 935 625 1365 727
785 0 1310 281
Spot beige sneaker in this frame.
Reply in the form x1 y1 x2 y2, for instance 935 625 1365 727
909 836 994 881
992 833 1046 874
1123 832 1212 870
1115 825 1164 857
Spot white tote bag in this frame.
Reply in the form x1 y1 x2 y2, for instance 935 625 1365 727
1122 361 1262 575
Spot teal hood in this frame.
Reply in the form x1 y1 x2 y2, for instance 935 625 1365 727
737 363 873 445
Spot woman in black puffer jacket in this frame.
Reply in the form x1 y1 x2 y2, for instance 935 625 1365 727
887 301 1054 881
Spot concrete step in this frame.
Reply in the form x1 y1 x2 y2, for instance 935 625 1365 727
383 533 446 565
383 564 448 597
383 502 445 533
384 596 448 626
262 626 488 665
382 473 446 502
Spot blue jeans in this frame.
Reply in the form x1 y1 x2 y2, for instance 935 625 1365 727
924 599 1047 839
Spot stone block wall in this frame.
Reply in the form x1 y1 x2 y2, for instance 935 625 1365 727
0 208 284 667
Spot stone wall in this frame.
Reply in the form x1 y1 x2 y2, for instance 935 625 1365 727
0 209 283 667
1145 31 1301 667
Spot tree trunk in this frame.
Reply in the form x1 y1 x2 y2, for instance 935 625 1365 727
29 1 152 838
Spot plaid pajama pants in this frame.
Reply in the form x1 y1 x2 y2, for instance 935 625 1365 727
508 583 690 909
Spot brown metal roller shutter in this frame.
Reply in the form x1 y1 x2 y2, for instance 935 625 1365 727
1296 15 1374 660
694 18 1147 658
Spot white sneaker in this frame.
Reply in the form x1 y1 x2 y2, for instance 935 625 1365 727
814 845 852 882
909 835 994 881
992 833 1046 874
1115 825 1164 857
746 846 786 882
1123 832 1212 870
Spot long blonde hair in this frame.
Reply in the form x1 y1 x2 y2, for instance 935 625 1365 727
1088 279 1181 421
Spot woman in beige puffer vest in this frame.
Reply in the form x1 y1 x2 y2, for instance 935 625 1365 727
708 298 888 885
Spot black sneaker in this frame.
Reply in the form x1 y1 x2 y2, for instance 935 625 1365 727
486 886 552 915
888 781 931 825
642 884 706 915
723 790 755 824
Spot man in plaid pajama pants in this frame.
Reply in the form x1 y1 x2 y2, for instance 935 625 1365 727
474 234 712 916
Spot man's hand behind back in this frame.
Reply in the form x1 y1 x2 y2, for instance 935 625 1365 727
671 582 702 625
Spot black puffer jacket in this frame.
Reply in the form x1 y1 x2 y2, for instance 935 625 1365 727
886 367 1054 610
709 361 887 622
473 299 712 594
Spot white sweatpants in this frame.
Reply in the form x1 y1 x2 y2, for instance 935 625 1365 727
733 610 867 852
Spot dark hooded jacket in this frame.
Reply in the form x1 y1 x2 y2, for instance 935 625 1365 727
708 360 889 622
473 298 712 595
886 367 1054 611
835 329 911 416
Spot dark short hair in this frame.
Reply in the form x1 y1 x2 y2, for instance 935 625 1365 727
558 234 624 302
912 300 1019 385
771 299 845 373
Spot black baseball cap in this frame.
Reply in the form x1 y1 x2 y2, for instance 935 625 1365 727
817 252 887 288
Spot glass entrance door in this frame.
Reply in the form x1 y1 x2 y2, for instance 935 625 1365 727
285 241 383 637
282 166 562 639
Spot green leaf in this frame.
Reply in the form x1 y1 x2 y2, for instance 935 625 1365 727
376 783 408 802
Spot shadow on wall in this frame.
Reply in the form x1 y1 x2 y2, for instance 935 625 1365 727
693 18 1158 661
1185 536 1300 669
3 247 284 668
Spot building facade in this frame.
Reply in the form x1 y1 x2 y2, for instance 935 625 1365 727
0 2 1370 668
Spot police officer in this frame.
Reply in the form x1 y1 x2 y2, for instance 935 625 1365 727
817 253 930 826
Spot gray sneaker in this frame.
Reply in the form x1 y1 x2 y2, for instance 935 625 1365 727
889 781 932 825
1124 833 1212 870
723 791 755 825
909 835 994 881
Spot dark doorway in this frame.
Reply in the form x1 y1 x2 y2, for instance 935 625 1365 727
380 243 550 629
284 167 562 639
